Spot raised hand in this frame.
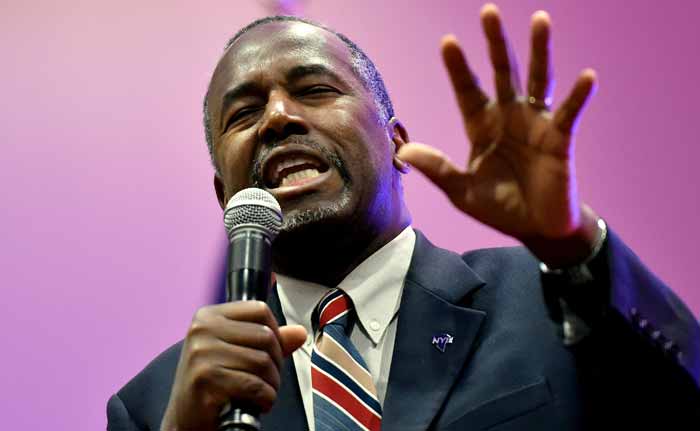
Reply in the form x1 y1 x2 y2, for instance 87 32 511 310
398 4 600 266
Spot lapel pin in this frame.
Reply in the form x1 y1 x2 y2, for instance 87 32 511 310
432 333 454 352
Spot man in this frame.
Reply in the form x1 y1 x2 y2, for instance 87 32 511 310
108 4 699 430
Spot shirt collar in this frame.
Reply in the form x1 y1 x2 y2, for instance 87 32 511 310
277 226 416 345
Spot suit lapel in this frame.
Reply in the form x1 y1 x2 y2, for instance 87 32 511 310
382 231 487 431
261 285 309 431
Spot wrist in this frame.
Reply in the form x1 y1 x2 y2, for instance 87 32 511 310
524 205 604 268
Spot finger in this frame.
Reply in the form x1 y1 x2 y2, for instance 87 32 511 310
397 143 467 196
208 320 284 370
215 341 282 391
216 369 278 412
527 10 553 107
481 3 522 102
212 301 282 339
192 302 284 368
553 68 597 134
279 325 308 356
441 34 489 119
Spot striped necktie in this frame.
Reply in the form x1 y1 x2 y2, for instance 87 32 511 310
311 288 382 431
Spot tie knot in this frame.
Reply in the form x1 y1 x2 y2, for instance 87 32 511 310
312 288 353 333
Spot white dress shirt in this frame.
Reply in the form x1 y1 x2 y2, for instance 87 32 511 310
276 226 416 431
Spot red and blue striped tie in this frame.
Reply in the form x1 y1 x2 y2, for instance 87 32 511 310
311 288 382 431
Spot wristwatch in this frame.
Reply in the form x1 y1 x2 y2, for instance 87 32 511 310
539 217 608 284
538 217 609 345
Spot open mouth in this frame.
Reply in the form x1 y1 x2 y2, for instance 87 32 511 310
262 145 331 189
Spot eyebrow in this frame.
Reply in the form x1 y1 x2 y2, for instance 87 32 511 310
286 63 343 83
219 63 346 128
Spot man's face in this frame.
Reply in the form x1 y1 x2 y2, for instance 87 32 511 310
208 21 397 235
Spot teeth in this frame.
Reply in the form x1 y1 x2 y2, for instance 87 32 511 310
280 168 320 187
278 158 305 171
276 157 319 174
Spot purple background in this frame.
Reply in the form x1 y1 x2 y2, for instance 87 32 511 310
2 1 698 429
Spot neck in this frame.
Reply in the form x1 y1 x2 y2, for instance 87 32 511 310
272 209 410 287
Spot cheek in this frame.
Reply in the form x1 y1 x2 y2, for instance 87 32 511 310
215 134 256 193
327 101 391 171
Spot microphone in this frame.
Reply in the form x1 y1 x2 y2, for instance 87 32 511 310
219 188 283 431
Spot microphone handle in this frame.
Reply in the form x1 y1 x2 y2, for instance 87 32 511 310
220 227 273 431
226 227 272 302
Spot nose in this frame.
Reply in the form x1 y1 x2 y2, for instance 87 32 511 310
257 91 309 145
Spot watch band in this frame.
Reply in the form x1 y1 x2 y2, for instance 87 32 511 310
539 217 608 279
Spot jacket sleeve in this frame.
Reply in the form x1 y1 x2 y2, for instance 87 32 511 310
541 227 700 423
107 393 144 431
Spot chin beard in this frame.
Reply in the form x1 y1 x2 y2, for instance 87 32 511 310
279 189 352 233
272 187 372 280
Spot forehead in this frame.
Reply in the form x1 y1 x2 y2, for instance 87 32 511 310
210 21 357 94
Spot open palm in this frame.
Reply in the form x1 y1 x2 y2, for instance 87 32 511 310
399 4 597 243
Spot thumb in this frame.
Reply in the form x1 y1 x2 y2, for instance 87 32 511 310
397 142 467 196
279 324 308 357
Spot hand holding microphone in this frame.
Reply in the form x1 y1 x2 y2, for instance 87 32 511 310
160 189 307 431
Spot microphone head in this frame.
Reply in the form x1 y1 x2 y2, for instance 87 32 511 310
223 188 283 241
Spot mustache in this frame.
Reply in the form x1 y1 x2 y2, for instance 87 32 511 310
250 136 350 188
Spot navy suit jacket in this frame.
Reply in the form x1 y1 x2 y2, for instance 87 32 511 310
107 230 700 430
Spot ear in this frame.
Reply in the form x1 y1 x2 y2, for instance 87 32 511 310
214 174 226 210
387 117 411 174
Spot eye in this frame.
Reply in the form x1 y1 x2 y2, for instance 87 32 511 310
300 85 337 96
227 106 260 128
